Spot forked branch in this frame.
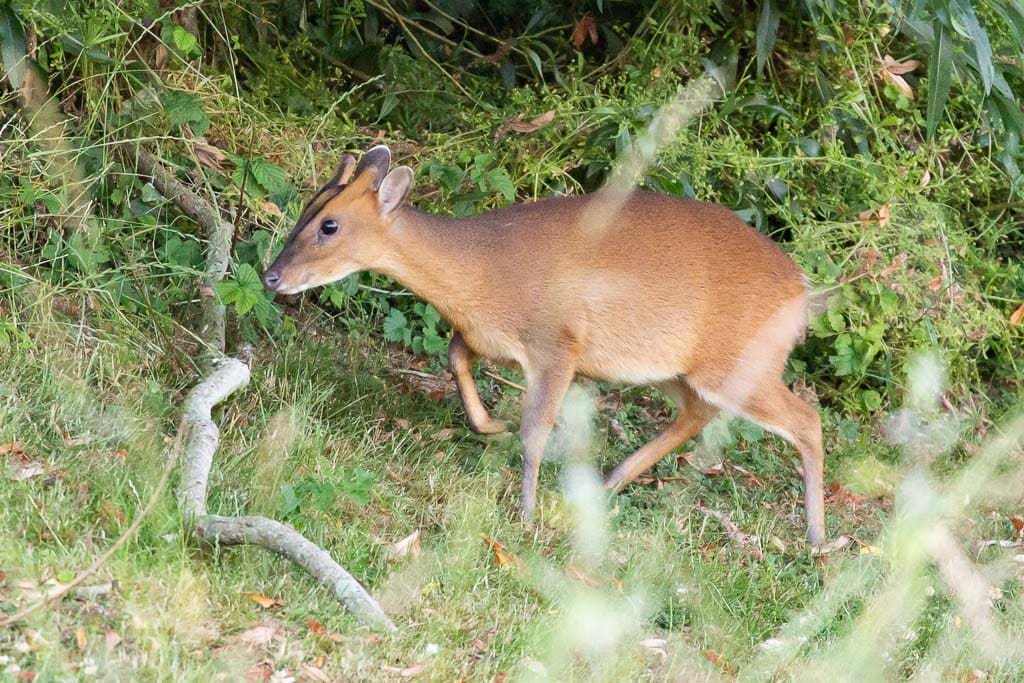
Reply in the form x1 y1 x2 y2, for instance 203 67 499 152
128 145 394 630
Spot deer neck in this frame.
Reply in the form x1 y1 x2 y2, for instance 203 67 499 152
376 207 491 329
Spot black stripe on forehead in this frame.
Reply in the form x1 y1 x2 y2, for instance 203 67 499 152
286 183 347 241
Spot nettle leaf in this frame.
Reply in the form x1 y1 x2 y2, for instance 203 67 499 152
216 279 241 304
235 262 262 290
163 90 209 134
383 308 408 342
341 468 376 506
422 329 447 355
249 158 288 195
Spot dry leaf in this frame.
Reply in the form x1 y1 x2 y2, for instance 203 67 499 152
811 534 851 556
300 663 330 683
571 15 599 49
470 638 487 651
0 442 26 455
1010 302 1024 327
826 480 866 507
696 505 762 558
75 627 87 652
566 564 601 588
481 534 525 570
104 631 122 651
928 276 943 292
400 663 424 678
431 429 455 441
243 592 283 609
9 461 44 481
507 110 555 134
392 530 422 559
858 544 882 555
306 619 326 636
261 201 283 218
193 137 228 170
879 55 920 99
111 449 128 462
1010 516 1024 536
238 622 280 649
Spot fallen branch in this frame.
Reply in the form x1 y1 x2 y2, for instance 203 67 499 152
128 146 395 630
123 144 232 354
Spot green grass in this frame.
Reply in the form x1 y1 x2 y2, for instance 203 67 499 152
2 0 1024 679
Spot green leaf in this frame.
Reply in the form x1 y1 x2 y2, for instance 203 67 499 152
957 4 993 95
383 308 407 342
279 484 300 517
422 329 447 355
163 90 209 134
0 5 28 89
171 24 199 57
340 468 375 506
756 0 780 75
487 168 516 203
926 21 953 140
860 389 882 412
235 263 262 290
248 158 288 196
216 279 241 304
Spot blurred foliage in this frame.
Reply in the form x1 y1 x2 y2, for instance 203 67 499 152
1 0 1022 418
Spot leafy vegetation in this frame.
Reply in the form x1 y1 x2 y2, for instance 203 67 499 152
1 0 1023 679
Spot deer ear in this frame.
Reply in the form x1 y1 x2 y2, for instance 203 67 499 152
355 145 392 190
327 154 356 187
377 166 413 216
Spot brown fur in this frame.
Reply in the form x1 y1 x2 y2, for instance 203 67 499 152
265 146 826 544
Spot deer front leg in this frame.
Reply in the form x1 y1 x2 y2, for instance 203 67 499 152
518 355 577 522
448 332 509 434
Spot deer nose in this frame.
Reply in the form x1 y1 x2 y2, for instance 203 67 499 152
263 269 282 291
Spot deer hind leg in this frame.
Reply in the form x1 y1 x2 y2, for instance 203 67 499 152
448 331 509 434
604 378 719 490
704 379 825 545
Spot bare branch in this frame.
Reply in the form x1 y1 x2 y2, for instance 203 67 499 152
198 515 396 631
124 144 232 354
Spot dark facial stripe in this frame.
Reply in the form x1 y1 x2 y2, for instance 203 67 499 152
285 182 347 243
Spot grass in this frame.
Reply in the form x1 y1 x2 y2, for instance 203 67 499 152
2 0 1024 680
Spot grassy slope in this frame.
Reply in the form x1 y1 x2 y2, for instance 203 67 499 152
2 2 1024 681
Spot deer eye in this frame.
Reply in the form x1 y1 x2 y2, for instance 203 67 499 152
320 219 338 235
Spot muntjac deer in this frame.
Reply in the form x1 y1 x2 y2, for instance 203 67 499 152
264 145 826 545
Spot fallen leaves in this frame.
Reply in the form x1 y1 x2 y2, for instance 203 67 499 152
811 534 852 556
1010 301 1024 327
481 535 526 571
2 443 44 481
825 480 867 507
494 110 556 141
392 530 422 559
859 204 891 229
878 55 921 99
193 137 228 170
243 592 284 609
572 15 599 49
236 621 282 650
695 505 762 558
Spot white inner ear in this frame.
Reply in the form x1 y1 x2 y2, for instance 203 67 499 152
378 166 414 216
